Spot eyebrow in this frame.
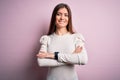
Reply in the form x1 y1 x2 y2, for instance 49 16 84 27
57 12 68 14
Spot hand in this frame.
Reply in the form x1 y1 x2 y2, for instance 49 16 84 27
36 51 54 59
36 51 47 58
73 46 83 54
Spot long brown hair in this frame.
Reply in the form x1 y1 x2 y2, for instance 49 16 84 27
47 3 74 35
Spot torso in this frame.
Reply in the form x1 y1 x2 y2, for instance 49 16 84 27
46 33 78 80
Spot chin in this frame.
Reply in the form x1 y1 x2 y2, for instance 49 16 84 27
58 26 67 28
58 24 67 27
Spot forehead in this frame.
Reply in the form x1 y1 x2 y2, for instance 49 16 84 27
57 8 68 13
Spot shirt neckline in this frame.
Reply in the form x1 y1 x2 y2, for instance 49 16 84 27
53 32 71 37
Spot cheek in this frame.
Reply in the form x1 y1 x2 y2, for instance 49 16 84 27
67 18 69 22
56 15 60 19
66 17 69 20
55 16 59 22
66 18 69 23
55 17 59 25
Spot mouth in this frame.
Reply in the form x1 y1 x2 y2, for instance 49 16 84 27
58 20 65 24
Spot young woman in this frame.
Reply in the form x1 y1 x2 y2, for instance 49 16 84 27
36 3 88 80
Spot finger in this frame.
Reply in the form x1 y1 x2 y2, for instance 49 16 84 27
36 54 40 56
77 46 82 49
36 53 42 56
39 51 45 53
76 46 80 49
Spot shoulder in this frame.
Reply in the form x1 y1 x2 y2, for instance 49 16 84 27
72 33 85 47
40 35 50 41
72 33 85 41
40 35 50 44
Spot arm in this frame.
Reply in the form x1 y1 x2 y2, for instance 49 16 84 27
37 58 66 67
37 46 88 65
57 46 88 65
37 33 88 66
37 35 67 67
37 33 88 65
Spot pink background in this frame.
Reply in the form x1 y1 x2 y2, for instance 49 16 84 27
0 0 120 80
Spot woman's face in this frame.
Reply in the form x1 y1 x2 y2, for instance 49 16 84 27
55 8 69 29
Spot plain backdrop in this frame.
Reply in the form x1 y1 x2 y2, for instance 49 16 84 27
0 0 120 80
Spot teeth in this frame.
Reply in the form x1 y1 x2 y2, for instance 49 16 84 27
59 22 64 24
59 21 64 23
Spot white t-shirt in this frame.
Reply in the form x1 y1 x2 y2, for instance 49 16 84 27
37 32 88 80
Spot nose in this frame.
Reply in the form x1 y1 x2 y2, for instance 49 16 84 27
60 15 65 20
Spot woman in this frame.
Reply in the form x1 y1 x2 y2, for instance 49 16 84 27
36 3 88 80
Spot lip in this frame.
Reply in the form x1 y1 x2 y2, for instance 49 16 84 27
59 21 65 23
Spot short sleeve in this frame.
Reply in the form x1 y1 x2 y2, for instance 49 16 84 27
74 33 85 48
39 35 50 52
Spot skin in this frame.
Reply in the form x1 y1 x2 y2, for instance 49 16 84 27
37 8 82 59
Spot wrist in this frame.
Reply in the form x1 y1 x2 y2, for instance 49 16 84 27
46 53 54 59
54 52 59 60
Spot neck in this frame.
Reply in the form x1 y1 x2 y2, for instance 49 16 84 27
55 28 68 36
